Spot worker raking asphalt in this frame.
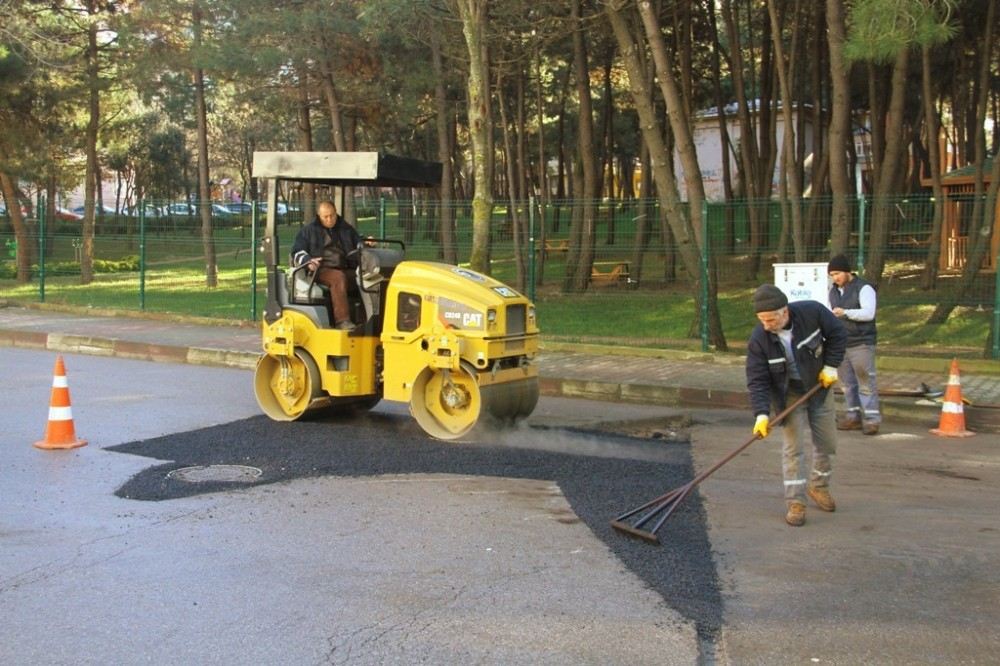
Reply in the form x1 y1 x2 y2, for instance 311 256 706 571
109 410 724 640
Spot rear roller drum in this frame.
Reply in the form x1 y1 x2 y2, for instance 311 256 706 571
254 350 323 421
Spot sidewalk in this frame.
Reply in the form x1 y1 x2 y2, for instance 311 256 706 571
2 304 998 432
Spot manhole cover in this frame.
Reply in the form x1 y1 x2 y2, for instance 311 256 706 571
166 465 263 483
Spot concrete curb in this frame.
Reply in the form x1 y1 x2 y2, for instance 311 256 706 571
3 329 997 432
542 339 1000 375
0 329 258 370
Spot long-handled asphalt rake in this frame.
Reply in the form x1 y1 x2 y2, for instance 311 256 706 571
611 383 822 544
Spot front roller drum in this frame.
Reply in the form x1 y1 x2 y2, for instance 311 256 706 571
480 376 539 426
409 364 539 440
254 350 324 421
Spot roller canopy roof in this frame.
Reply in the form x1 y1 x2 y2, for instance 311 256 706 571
252 151 442 187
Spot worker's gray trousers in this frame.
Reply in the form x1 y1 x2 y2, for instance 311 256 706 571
781 384 837 505
838 344 881 425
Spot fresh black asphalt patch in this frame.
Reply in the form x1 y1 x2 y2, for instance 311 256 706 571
108 412 723 639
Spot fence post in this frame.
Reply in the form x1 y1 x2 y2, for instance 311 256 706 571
855 193 866 274
993 240 1000 360
528 195 536 302
251 200 258 321
700 199 709 352
38 193 45 303
379 194 386 239
139 198 146 310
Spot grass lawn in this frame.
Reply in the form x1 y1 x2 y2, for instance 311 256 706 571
1 221 994 358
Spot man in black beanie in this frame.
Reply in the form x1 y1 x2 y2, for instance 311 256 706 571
827 254 881 435
745 284 847 526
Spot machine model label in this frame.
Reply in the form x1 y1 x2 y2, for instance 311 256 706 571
452 267 487 283
492 286 519 298
439 298 485 330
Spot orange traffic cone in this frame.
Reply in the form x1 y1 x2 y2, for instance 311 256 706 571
929 358 975 438
34 355 88 450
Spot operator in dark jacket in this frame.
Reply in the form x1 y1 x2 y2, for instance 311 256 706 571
745 284 847 527
291 200 362 330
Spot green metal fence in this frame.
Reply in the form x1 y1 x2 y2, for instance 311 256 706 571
1 194 997 358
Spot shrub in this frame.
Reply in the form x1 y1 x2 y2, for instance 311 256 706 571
0 255 139 279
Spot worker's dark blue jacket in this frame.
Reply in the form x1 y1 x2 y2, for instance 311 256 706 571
291 216 362 270
745 300 847 417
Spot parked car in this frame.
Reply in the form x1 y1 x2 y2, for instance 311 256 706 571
211 203 234 218
258 201 288 217
70 204 119 217
165 202 196 216
225 202 253 215
125 204 166 218
55 207 83 222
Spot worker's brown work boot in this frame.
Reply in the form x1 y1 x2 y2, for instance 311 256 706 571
862 422 880 436
807 485 836 512
837 415 861 431
785 501 806 526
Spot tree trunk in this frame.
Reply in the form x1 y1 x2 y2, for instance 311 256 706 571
193 4 217 288
516 66 530 275
497 72 525 291
319 48 354 224
706 0 735 212
455 0 493 274
566 0 597 292
296 64 316 225
766 0 804 260
0 169 32 283
635 0 725 349
630 140 652 284
80 0 100 285
920 45 946 290
927 0 997 324
864 49 909 284
606 2 727 350
431 32 457 264
721 0 764 279
534 49 548 285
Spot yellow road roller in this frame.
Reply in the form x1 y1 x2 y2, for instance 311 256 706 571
252 151 539 439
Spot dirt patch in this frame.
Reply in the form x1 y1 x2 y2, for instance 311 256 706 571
589 413 694 442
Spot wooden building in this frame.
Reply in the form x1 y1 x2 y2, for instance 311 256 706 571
923 157 998 271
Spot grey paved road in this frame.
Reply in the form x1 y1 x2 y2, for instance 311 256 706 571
4 347 998 664
0 349 705 665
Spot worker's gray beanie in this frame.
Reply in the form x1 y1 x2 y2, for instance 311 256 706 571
753 284 788 313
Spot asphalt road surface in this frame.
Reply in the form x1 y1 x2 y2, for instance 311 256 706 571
4 347 998 665
1 349 714 664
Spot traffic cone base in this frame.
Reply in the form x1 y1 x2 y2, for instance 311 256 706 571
929 359 975 438
34 356 88 450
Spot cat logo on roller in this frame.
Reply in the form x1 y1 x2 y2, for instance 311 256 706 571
252 151 539 440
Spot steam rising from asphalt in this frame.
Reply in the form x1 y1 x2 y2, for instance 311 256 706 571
473 419 682 463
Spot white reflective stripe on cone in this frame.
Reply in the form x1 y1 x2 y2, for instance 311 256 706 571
941 402 964 414
783 479 806 486
48 406 74 420
52 375 68 388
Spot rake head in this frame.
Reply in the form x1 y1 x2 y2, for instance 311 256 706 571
609 485 692 546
